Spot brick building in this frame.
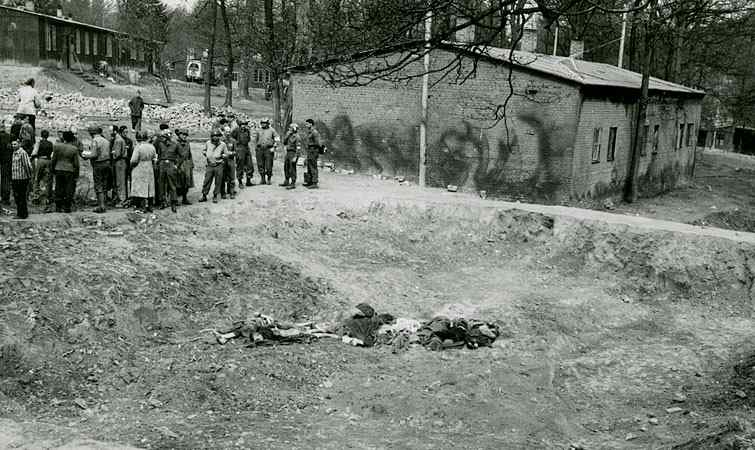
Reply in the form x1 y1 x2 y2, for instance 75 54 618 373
291 43 704 201
0 3 159 73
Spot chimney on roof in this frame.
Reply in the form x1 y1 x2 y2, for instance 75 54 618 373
454 16 475 44
24 0 34 11
519 19 538 53
570 40 584 60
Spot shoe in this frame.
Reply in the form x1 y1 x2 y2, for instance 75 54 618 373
230 194 235 199
306 184 319 189
221 195 227 200
182 198 192 205
266 176 272 184
260 178 266 185
199 196 208 203
246 180 253 187
93 207 106 213
238 183 245 190
212 196 218 203
302 182 311 187
171 203 177 213
279 182 289 187
286 184 296 190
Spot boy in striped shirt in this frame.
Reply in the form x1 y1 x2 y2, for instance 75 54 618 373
11 140 32 219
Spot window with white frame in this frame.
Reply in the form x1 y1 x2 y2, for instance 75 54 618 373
652 125 660 154
591 128 602 163
607 127 617 162
686 123 694 147
76 30 81 54
45 23 51 51
677 123 684 150
93 33 97 55
84 31 89 55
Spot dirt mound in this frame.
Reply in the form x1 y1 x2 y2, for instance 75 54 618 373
691 209 755 233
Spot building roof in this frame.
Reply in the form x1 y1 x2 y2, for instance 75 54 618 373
447 43 705 96
0 4 162 43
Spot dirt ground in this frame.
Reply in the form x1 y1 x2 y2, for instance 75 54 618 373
2 145 755 449
2 66 755 448
604 150 755 233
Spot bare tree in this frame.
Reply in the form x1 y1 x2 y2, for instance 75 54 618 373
204 0 218 114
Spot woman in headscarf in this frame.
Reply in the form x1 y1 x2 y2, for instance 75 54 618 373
129 130 157 212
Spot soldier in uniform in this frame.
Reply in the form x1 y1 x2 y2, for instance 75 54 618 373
220 127 237 199
231 120 254 188
303 119 322 189
254 118 279 185
199 131 226 203
281 123 302 189
154 124 180 212
176 129 194 205
82 126 112 213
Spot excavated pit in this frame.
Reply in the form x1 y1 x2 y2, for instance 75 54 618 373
1 203 755 448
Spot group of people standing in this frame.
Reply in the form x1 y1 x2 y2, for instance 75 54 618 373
198 115 323 203
0 80 325 220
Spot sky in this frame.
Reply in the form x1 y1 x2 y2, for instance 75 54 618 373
161 0 195 11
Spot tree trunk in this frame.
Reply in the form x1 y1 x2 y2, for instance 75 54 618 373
264 0 282 133
204 0 218 116
220 0 233 107
625 15 654 203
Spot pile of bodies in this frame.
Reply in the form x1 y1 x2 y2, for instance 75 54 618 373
214 303 502 352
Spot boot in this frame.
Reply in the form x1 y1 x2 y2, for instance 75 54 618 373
182 194 191 205
279 179 289 187
171 201 177 213
199 195 208 203
286 183 296 190
260 176 266 185
246 177 254 187
146 198 153 212
237 180 245 189
94 193 106 213
266 175 272 185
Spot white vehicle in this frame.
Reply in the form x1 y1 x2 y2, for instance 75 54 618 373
186 60 202 83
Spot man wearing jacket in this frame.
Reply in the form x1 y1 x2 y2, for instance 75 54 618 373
254 118 279 185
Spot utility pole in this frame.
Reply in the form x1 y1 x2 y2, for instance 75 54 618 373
552 20 559 56
618 5 628 68
419 7 431 188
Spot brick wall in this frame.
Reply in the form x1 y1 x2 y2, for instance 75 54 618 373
292 49 582 201
424 51 581 201
291 48 701 201
571 95 702 198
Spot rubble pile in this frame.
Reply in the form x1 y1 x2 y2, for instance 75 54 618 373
1 88 254 134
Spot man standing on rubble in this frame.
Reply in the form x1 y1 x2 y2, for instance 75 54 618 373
154 124 179 212
231 120 253 188
199 130 226 203
82 126 111 213
128 90 145 132
254 118 279 185
302 119 322 189
16 78 41 132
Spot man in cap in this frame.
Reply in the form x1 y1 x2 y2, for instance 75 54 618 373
176 129 194 205
281 123 302 189
231 119 254 188
254 118 279 185
128 90 144 132
82 125 112 213
220 127 237 199
154 123 180 212
199 130 226 203
302 118 323 189
110 125 128 207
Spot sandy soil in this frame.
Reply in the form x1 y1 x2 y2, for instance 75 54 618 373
1 148 755 449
